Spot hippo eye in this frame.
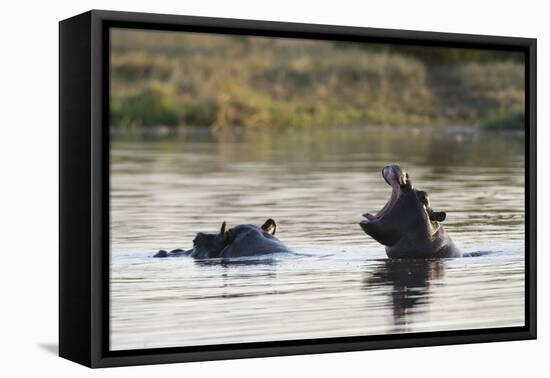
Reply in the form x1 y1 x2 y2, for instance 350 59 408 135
416 190 429 206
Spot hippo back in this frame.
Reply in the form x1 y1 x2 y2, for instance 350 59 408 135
219 224 291 258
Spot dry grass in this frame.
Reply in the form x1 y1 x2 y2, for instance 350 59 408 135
110 29 525 129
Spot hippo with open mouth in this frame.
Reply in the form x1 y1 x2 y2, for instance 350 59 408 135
154 219 292 258
360 164 460 258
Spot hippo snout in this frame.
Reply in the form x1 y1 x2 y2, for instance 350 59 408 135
153 250 169 258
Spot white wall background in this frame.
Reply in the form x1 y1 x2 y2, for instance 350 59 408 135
0 0 546 376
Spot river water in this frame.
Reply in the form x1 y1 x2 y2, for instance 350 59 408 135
110 126 525 351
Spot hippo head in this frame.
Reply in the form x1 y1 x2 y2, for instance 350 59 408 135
360 165 447 250
190 219 279 259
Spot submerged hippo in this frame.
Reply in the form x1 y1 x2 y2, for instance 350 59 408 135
154 219 292 258
360 164 460 258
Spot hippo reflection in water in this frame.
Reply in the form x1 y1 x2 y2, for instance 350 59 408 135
360 164 460 258
154 219 292 258
363 259 445 329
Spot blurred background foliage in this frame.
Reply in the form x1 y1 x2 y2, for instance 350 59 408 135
110 29 525 130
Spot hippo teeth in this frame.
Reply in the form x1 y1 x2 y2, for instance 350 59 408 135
363 213 377 221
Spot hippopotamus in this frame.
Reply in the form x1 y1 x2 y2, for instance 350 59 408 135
153 219 292 258
360 164 460 258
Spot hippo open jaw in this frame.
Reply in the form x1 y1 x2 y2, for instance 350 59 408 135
362 182 400 222
362 165 405 222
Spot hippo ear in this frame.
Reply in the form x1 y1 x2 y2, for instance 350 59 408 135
261 219 277 235
429 211 446 222
223 229 232 243
220 221 232 243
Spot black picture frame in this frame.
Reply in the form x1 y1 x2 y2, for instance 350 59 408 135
59 9 537 368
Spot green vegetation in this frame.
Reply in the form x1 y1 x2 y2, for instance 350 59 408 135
110 29 525 129
111 83 180 127
479 107 524 130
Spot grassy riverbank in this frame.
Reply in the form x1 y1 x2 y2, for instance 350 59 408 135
110 29 525 130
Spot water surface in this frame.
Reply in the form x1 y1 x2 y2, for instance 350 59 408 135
110 126 525 350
